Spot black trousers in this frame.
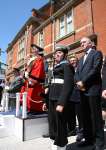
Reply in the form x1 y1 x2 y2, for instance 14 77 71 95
48 100 68 147
66 101 76 132
80 93 104 147
66 101 83 131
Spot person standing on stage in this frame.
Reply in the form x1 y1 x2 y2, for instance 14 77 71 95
23 44 45 113
75 37 104 150
48 45 74 150
101 57 106 124
68 54 83 142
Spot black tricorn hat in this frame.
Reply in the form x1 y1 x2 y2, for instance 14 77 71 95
55 45 68 54
31 44 44 52
13 68 20 72
31 8 36 12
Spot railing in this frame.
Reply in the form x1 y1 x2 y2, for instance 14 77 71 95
1 92 27 119
0 69 5 75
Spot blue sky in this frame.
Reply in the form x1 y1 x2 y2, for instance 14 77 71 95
0 0 49 64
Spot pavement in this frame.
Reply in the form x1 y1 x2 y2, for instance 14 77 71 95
0 135 78 150
0 134 97 150
0 108 76 150
0 108 105 150
0 135 51 150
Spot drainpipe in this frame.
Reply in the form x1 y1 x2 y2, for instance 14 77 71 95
50 0 56 53
90 0 95 33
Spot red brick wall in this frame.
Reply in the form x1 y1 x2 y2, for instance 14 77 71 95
92 0 106 55
44 23 52 53
54 0 106 57
55 0 94 47
12 42 18 67
7 0 106 77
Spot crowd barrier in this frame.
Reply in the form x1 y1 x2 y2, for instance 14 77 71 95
1 92 27 119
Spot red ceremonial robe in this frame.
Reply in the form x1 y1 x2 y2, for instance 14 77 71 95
21 56 45 112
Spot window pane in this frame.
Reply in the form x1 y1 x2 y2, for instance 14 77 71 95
66 11 73 34
39 32 44 48
60 16 65 37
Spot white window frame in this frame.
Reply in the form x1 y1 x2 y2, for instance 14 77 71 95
8 49 13 69
66 10 74 34
39 31 44 48
58 9 74 38
59 16 65 37
18 36 25 61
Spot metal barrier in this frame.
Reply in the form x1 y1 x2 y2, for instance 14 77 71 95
1 92 28 119
16 92 27 119
22 92 27 119
5 93 9 112
1 91 43 119
16 93 21 117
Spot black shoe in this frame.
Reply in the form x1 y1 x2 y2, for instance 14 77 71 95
77 141 94 147
76 132 84 142
42 133 49 138
93 145 104 150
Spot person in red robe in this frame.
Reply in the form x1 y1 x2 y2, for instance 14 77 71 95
21 44 45 113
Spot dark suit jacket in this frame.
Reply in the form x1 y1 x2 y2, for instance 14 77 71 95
101 57 106 109
102 57 106 90
75 49 103 96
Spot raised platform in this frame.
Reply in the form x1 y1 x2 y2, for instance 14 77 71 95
0 111 48 141
14 113 48 141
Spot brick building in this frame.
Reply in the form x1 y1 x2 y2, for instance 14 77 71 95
6 0 106 80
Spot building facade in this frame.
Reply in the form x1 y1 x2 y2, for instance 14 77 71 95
6 0 106 80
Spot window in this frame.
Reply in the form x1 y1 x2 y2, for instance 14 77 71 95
60 16 65 37
39 31 44 48
8 49 13 69
18 36 25 61
58 10 74 38
66 11 73 34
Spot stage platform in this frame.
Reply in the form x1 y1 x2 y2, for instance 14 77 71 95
0 111 48 141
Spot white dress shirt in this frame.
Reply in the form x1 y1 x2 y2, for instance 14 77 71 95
83 48 92 64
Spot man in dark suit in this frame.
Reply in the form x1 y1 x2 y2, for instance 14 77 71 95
102 57 106 99
102 57 106 123
75 37 104 150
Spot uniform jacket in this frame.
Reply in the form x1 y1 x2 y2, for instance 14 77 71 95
75 49 103 96
102 57 106 90
101 57 106 108
49 60 74 106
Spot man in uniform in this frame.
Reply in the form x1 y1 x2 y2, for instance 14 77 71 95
48 45 74 150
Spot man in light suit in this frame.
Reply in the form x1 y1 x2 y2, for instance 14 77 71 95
75 37 104 150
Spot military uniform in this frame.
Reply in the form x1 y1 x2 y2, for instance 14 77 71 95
48 45 74 148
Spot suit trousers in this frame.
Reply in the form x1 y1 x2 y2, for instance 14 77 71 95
80 93 104 147
48 100 68 147
66 101 76 132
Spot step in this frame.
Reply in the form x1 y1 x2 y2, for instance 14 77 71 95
14 113 48 141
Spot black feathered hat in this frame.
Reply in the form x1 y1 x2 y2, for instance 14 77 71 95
55 45 68 54
13 68 20 72
31 44 44 55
